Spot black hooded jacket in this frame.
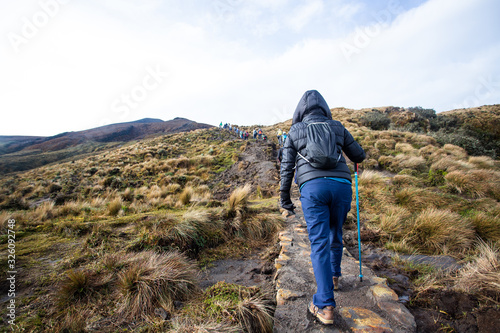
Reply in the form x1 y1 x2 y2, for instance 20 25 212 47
280 90 366 192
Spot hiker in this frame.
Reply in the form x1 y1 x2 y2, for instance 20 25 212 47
277 128 283 145
262 134 267 141
253 129 257 139
258 128 263 140
280 90 365 325
282 132 287 145
219 122 223 128
277 146 283 164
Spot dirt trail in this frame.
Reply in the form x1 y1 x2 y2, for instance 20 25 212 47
214 139 279 200
273 194 417 333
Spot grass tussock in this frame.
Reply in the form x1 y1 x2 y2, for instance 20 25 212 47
179 186 194 206
56 269 93 307
408 208 474 254
228 184 252 215
454 241 500 302
445 169 500 199
469 212 500 243
107 198 123 216
117 251 198 319
201 281 274 333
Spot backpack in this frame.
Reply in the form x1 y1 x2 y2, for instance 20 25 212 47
297 121 341 169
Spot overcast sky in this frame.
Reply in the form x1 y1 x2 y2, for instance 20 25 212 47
1 0 499 136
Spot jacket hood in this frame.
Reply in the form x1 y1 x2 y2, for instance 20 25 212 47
292 90 332 124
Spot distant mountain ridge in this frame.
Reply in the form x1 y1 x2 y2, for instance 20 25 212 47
0 117 213 174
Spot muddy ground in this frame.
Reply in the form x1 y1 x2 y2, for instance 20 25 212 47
344 226 500 333
213 140 279 200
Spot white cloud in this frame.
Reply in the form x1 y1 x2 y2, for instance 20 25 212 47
0 0 498 136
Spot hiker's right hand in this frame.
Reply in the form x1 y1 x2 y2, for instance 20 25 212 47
280 191 295 212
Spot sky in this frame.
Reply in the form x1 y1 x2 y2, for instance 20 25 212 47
1 0 499 137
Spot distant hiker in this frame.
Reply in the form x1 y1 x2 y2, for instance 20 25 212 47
282 132 287 144
280 90 365 325
262 134 267 141
277 147 283 163
253 129 257 139
277 128 283 145
258 128 263 140
219 122 223 128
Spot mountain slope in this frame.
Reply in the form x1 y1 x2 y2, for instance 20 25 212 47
0 117 212 174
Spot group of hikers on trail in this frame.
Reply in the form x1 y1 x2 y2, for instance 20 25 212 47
219 122 271 141
280 90 366 326
219 122 251 140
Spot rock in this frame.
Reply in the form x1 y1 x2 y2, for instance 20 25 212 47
377 302 416 332
338 307 393 333
154 308 169 320
368 285 399 303
276 288 306 305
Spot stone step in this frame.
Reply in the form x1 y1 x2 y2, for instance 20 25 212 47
274 200 416 333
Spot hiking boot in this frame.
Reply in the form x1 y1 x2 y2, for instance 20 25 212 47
333 276 339 291
308 302 334 325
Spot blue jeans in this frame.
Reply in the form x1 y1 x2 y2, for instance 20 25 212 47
300 178 352 308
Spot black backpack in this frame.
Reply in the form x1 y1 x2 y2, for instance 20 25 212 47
297 121 341 169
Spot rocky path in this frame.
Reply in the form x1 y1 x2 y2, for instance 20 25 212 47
273 196 417 333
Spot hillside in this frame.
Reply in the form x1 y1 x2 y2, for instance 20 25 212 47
0 117 212 175
0 105 499 332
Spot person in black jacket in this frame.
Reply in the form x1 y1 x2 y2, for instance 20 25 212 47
280 90 365 325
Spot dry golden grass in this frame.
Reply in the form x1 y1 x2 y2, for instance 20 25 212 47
468 156 496 169
470 212 500 243
395 142 417 154
243 213 283 241
117 251 198 319
408 208 474 254
442 143 468 160
228 184 252 215
376 205 411 239
359 170 388 187
392 174 423 187
179 186 194 206
107 198 123 216
445 170 500 199
454 241 500 301
395 187 452 213
167 319 241 333
56 269 93 307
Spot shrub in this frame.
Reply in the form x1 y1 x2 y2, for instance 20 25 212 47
117 251 198 319
377 205 411 239
408 208 474 254
361 111 391 130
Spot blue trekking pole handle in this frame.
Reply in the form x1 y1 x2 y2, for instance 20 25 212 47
355 163 363 282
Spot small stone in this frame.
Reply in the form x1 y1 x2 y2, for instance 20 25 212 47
338 307 393 333
367 285 399 303
297 242 309 249
279 233 293 242
276 288 306 305
154 308 169 320
278 253 291 261
280 241 292 248
377 302 416 332
371 277 388 285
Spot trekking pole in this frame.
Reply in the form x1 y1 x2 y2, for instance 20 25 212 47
354 163 363 282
